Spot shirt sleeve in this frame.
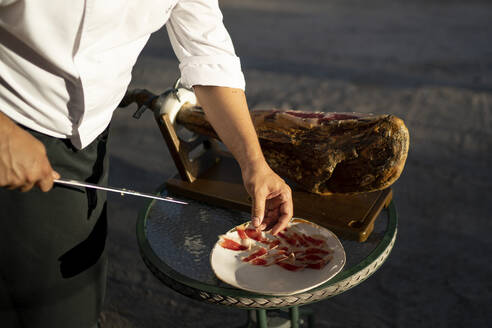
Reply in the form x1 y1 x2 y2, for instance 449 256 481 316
166 0 245 90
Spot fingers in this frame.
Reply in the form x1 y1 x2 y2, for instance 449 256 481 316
268 198 293 235
256 188 293 235
0 124 58 193
251 188 268 228
272 188 293 233
252 185 289 228
7 167 57 192
243 162 293 232
260 209 279 231
265 196 284 210
36 164 58 192
20 161 59 193
271 212 292 235
37 177 54 192
20 182 35 192
260 207 291 235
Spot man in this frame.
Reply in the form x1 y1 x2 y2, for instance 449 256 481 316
0 1 293 327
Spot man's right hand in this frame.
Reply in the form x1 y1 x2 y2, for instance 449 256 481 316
0 112 60 192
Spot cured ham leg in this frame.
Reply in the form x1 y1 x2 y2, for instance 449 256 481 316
176 105 409 195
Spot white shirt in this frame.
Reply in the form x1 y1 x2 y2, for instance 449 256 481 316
0 0 245 149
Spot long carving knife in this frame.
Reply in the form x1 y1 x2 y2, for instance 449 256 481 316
54 178 188 205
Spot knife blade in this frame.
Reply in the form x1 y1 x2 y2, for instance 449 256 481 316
54 178 188 205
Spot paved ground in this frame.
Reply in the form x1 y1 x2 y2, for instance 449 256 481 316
101 1 492 327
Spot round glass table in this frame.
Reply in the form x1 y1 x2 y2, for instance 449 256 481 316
136 188 398 328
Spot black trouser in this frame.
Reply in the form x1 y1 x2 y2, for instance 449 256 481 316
0 127 109 328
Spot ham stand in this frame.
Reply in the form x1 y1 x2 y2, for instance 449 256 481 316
119 84 392 242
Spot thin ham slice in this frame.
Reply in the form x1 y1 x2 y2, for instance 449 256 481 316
219 237 248 251
276 262 305 272
218 222 334 272
242 247 268 262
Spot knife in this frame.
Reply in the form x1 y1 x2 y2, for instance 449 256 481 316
54 178 188 205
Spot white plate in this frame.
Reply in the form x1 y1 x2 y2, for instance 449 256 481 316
210 218 346 295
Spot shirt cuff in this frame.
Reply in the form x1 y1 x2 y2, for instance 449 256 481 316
179 55 246 90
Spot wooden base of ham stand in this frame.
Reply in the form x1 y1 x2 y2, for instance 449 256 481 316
157 111 392 242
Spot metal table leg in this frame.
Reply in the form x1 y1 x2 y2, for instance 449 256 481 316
256 309 268 328
289 307 299 328
242 306 314 328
